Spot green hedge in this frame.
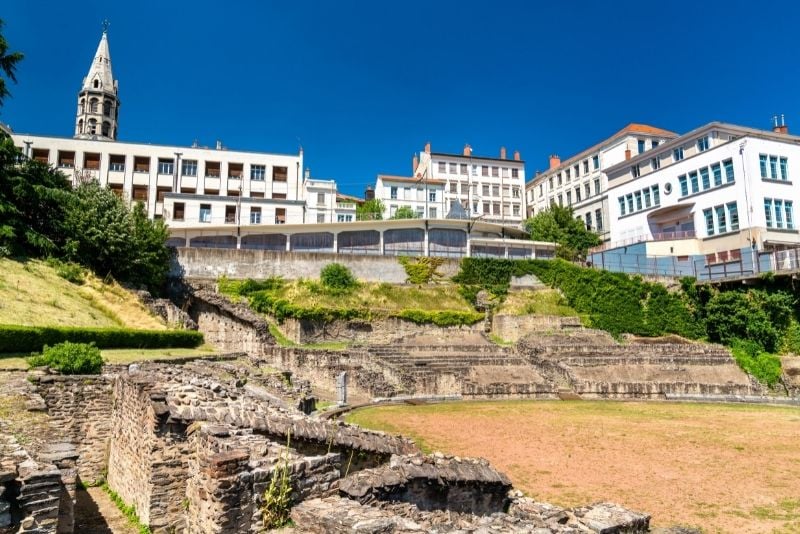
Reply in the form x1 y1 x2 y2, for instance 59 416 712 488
392 309 484 327
454 258 703 339
0 325 203 353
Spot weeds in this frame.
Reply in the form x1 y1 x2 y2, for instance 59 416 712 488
262 431 294 529
102 482 152 534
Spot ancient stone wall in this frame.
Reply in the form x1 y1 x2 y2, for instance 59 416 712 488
133 289 197 330
171 247 461 283
491 314 582 343
32 376 113 482
188 290 274 356
281 316 483 345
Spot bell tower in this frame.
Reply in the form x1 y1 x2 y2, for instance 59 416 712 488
74 22 119 140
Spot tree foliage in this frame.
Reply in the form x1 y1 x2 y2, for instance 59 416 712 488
524 204 600 260
0 19 24 108
356 198 385 221
391 206 417 219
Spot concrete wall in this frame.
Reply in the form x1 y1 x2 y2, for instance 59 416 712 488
171 247 461 283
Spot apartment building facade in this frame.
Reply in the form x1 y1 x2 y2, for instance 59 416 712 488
603 120 800 262
409 143 526 226
524 124 677 241
375 174 446 219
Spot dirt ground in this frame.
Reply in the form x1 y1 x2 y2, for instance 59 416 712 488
347 400 800 534
74 487 138 534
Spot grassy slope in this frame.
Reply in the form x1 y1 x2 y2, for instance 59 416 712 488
0 346 218 370
0 258 166 330
496 288 579 317
269 280 474 313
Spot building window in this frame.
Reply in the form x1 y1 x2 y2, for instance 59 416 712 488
715 205 727 233
585 212 592 229
652 140 659 148
182 160 197 176
769 156 779 179
575 187 581 202
583 160 589 174
512 187 520 198
492 185 500 197
711 163 722 186
481 165 489 177
199 204 212 223
173 202 185 221
723 159 734 182
449 182 457 194
780 157 789 180
460 163 468 175
109 154 124 172
573 164 579 177
652 185 660 205
786 200 794 229
643 188 652 208
511 168 519 178
689 171 699 194
679 175 688 196
250 165 266 180
134 156 150 173
557 194 563 206
446 162 455 174
634 191 642 211
727 202 739 231
618 197 626 216
704 208 714 235
428 191 436 202
592 155 599 170
429 206 437 218
697 136 710 152
651 157 660 170
316 213 325 223
673 147 684 161
58 151 75 169
482 184 490 196
491 166 499 177
548 177 553 189
700 167 710 190
759 154 768 178
765 199 773 228
224 205 236 224
595 209 603 230
250 207 261 224
471 165 478 176
585 183 591 198
317 192 325 205
273 166 288 182
502 167 509 178
512 204 520 216
390 186 398 199
157 159 174 175
461 182 469 195
438 162 446 173
558 173 563 186
631 164 640 178
566 191 572 205
637 139 645 154
775 199 785 228
593 179 600 195
626 194 634 213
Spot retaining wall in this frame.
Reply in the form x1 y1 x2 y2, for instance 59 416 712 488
171 247 461 283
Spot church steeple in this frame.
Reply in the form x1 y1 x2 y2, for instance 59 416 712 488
74 24 120 140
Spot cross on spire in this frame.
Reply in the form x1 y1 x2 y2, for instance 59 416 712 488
102 19 110 34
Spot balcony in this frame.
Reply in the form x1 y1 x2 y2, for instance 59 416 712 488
107 170 125 185
336 202 356 210
652 230 696 241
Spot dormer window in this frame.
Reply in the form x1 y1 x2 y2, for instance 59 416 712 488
93 79 99 89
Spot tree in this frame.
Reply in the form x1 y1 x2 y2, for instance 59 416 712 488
0 136 72 257
524 204 600 261
356 198 385 221
0 19 24 108
391 206 417 219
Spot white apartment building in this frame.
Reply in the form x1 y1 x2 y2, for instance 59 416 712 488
9 29 368 230
409 143 526 226
603 119 800 262
525 124 677 241
375 174 446 219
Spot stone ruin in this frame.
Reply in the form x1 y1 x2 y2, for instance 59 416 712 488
0 356 668 533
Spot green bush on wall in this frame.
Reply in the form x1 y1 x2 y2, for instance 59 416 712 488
0 324 203 353
27 341 103 374
320 263 358 292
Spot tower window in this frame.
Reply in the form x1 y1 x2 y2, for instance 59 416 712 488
79 98 85 113
102 122 110 137
103 100 112 116
93 79 99 89
88 118 97 134
89 98 98 113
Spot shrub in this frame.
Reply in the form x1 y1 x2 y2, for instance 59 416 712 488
398 257 444 285
46 258 85 284
27 342 103 374
218 276 285 297
392 309 483 327
730 339 782 387
320 263 357 291
704 290 792 352
0 324 203 353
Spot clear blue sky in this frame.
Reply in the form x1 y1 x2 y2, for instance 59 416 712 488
3 0 799 197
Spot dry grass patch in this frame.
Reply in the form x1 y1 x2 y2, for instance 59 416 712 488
348 400 800 533
0 258 166 330
497 288 578 317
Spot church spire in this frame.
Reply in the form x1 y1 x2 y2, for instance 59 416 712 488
74 25 120 140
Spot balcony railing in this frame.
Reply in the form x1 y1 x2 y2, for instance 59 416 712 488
651 230 696 241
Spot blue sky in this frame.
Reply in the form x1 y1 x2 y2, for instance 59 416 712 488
3 0 799 197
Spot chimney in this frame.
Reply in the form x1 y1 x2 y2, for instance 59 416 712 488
412 154 419 174
215 140 222 150
500 146 507 160
549 154 560 170
304 168 310 180
773 114 789 134
625 149 632 160
365 185 375 201
463 144 472 156
513 150 521 161
424 142 431 154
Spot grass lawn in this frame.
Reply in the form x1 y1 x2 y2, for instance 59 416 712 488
347 400 800 534
496 288 578 317
0 345 218 370
220 277 475 313
0 258 166 330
